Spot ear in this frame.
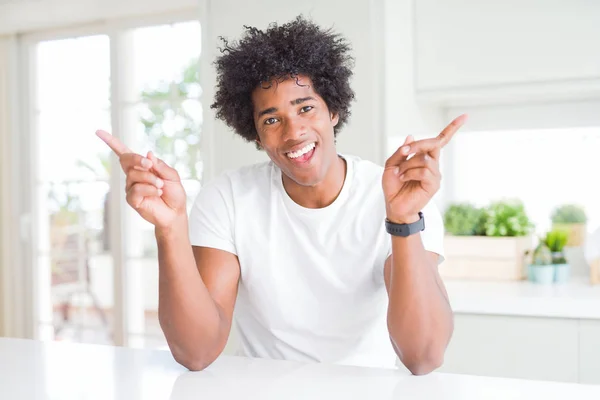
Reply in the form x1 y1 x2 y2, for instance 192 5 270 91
331 112 339 127
255 138 262 148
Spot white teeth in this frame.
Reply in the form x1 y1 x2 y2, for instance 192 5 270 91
287 142 316 159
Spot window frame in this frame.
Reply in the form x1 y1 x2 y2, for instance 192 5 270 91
12 9 201 346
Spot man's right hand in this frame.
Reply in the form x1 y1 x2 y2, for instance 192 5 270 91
95 130 188 230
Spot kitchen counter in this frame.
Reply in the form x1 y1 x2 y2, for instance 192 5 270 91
1 338 599 399
445 278 600 319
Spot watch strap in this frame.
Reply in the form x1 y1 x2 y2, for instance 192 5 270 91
385 212 425 237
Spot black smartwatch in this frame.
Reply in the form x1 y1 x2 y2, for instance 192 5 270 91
385 212 425 237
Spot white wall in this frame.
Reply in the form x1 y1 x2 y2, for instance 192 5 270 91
382 0 449 207
0 37 14 337
415 0 600 92
199 0 387 181
0 37 8 336
446 100 600 133
0 35 25 338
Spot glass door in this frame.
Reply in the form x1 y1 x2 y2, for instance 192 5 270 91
27 18 203 349
32 34 114 344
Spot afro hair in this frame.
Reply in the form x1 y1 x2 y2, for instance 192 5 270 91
210 15 356 143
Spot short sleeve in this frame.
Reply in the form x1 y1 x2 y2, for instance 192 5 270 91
188 175 237 255
420 200 445 265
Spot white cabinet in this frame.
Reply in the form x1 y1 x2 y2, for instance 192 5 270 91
440 314 579 383
440 314 600 384
414 0 600 91
579 320 600 385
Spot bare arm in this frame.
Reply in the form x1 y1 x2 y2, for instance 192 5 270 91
94 129 240 371
381 116 465 375
384 234 453 375
156 216 240 371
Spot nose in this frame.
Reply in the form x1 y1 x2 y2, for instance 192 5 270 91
282 115 307 142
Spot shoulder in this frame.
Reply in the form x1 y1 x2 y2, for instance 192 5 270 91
189 161 273 228
342 154 385 205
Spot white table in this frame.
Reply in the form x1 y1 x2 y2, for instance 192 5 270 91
1 338 600 399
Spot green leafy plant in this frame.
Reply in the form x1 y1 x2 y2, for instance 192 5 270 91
479 199 534 237
443 203 485 236
551 204 587 224
542 229 569 264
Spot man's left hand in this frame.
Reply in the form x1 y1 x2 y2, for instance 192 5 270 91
382 114 467 224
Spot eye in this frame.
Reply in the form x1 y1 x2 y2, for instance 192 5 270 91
300 106 313 113
264 117 278 125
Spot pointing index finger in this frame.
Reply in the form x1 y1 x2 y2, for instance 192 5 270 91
396 114 468 160
437 114 468 147
95 129 132 157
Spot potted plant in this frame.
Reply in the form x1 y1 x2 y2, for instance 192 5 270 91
479 199 534 238
551 204 587 247
443 203 484 236
441 199 535 281
541 229 570 283
527 242 555 284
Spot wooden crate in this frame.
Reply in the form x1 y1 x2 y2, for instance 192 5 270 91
440 235 534 281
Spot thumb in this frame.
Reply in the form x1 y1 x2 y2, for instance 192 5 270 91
147 151 180 182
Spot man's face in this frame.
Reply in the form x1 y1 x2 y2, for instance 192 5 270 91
252 75 339 187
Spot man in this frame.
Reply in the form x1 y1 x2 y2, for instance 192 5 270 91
97 16 464 374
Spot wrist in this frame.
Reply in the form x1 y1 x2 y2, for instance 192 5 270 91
155 213 188 241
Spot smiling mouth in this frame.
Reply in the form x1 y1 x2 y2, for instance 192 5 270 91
286 142 316 165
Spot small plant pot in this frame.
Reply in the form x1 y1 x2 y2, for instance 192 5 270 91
553 263 570 283
528 265 555 284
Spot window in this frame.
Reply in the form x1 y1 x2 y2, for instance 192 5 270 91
449 127 599 235
29 19 202 349
387 126 600 235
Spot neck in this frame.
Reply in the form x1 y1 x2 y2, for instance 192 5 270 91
282 155 347 209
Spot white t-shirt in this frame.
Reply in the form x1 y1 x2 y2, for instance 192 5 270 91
188 154 445 369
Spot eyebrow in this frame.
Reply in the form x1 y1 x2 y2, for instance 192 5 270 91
257 97 316 118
